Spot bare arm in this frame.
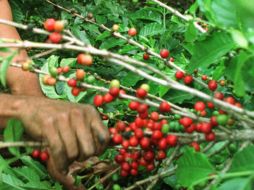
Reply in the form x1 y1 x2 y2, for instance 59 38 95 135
0 0 43 96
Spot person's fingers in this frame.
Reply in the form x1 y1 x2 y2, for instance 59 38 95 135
89 108 110 155
56 113 78 161
70 108 96 161
47 155 85 190
42 118 68 172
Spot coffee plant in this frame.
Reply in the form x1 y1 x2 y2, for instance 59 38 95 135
0 0 254 189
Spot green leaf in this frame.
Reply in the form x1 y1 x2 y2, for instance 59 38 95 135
176 148 215 187
139 23 165 37
20 156 47 179
131 8 162 23
13 166 40 182
120 72 143 87
0 173 25 190
229 145 254 172
72 26 91 44
3 119 24 156
39 56 64 99
185 22 198 42
218 177 253 190
100 37 125 50
211 0 239 28
0 52 16 87
60 58 76 67
187 32 236 72
230 29 248 48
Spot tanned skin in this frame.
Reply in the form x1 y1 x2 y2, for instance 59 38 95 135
0 1 109 189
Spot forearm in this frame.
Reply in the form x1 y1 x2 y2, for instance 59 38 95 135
0 0 43 96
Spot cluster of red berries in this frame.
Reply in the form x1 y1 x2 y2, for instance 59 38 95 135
31 149 49 162
44 18 65 43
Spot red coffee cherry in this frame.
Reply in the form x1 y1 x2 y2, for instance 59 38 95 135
120 169 129 177
146 163 155 171
116 121 126 132
140 137 150 149
49 32 62 43
184 75 193 85
200 122 212 134
150 112 159 121
190 141 200 151
77 53 93 66
214 92 224 100
158 138 168 150
128 28 137 36
44 18 55 31
93 94 104 107
207 101 214 109
134 128 144 139
208 80 218 91
157 150 166 160
76 69 85 80
109 87 120 97
40 151 49 162
175 71 185 80
31 149 40 159
160 49 170 58
130 169 138 176
159 101 171 112
129 101 140 111
115 154 124 163
194 101 206 111
122 140 129 149
129 136 139 147
71 87 80 96
137 104 148 113
113 134 123 144
68 78 77 87
54 20 65 32
205 132 216 141
179 117 193 128
62 66 70 73
152 130 163 140
143 53 150 60
144 150 155 161
103 93 114 103
136 88 147 99
166 135 178 147
185 124 196 133
224 96 236 105
201 75 208 81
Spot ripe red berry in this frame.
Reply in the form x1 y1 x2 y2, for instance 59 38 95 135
179 117 193 128
128 28 137 36
166 135 178 147
159 101 171 112
175 71 185 80
77 53 93 66
140 137 150 149
139 111 149 119
135 117 144 128
150 112 159 121
54 20 65 32
76 69 85 80
103 93 114 103
207 102 214 109
134 128 144 139
208 80 218 91
144 151 155 161
62 66 70 73
210 116 218 126
116 121 126 132
169 57 174 62
120 169 129 177
71 87 80 96
113 134 123 144
152 130 163 140
136 88 147 99
115 154 124 163
157 150 166 160
129 101 140 110
49 32 62 43
130 169 138 176
214 92 224 100
205 132 216 141
44 18 55 31
200 122 212 134
146 163 155 171
190 142 200 151
122 140 129 149
68 78 77 87
194 101 206 111
143 53 150 60
129 136 139 147
185 124 196 133
137 104 148 113
31 149 40 159
121 162 131 171
160 49 170 58
224 96 236 105
93 94 104 107
109 87 120 97
184 75 193 85
158 138 168 150
40 151 49 162
201 75 208 81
